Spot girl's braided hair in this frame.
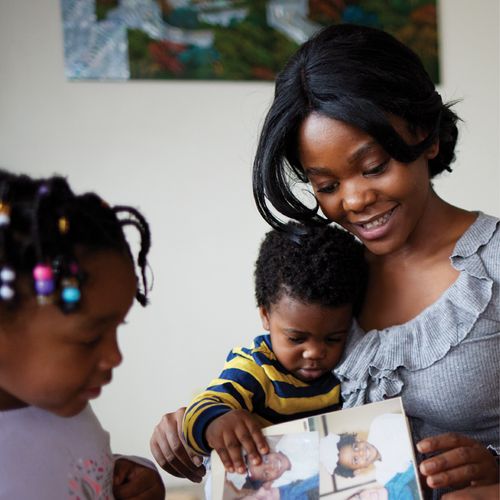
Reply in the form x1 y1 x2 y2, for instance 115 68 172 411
0 169 151 311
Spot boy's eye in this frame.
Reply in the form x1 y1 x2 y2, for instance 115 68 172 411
287 337 304 344
364 160 389 176
326 336 343 344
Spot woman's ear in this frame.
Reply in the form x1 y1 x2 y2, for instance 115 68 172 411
258 306 271 331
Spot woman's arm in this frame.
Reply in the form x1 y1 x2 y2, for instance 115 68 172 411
149 407 206 483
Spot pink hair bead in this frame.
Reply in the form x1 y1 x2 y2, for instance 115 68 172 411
33 264 53 281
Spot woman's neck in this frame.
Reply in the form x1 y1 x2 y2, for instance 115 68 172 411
359 192 477 331
366 191 476 268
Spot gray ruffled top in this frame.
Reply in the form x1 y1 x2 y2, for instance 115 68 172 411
335 212 500 451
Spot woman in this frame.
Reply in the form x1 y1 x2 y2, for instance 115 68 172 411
151 25 499 499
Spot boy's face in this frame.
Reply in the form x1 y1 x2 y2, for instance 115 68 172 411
0 251 136 417
259 295 351 382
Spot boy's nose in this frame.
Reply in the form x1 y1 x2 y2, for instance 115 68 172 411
303 344 325 359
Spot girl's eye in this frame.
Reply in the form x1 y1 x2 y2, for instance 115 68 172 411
364 160 389 176
316 181 339 194
80 336 101 347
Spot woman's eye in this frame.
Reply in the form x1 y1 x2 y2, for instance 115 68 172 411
364 160 389 176
316 181 339 194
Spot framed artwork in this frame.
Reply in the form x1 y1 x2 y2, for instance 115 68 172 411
61 0 439 82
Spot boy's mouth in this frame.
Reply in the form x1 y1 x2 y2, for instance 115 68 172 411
297 367 326 381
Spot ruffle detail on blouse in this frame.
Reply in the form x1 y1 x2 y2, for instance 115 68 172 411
335 212 499 408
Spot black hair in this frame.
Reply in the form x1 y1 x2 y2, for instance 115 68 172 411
0 169 151 311
242 475 264 490
254 221 366 312
253 24 460 230
334 433 357 478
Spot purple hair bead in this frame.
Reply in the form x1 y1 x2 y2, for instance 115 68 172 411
35 279 55 295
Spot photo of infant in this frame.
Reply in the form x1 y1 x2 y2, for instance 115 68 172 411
222 432 320 500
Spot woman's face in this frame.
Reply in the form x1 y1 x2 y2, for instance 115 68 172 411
298 113 438 256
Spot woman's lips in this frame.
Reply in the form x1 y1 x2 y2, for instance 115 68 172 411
351 207 397 241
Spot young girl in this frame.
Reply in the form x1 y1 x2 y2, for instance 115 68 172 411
0 170 165 499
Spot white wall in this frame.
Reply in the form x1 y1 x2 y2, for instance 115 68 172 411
0 0 498 490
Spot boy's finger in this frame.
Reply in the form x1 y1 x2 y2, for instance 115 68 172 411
236 427 261 466
223 433 246 474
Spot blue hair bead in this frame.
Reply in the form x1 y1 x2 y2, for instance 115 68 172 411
62 286 80 303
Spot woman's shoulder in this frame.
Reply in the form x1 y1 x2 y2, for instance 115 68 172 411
451 212 500 280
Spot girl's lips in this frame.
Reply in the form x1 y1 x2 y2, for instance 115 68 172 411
83 387 102 399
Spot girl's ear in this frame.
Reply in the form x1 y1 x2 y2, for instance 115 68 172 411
426 139 440 160
258 306 271 331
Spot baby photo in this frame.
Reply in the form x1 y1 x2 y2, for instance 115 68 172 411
221 432 320 500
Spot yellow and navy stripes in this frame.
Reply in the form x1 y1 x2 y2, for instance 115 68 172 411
183 335 341 455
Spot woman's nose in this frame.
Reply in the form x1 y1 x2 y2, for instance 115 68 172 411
341 181 376 213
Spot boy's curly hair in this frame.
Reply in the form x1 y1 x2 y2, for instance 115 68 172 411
254 222 366 310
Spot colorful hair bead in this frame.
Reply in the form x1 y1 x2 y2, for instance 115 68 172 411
58 216 69 235
0 201 11 227
33 263 55 304
0 265 15 301
60 262 81 313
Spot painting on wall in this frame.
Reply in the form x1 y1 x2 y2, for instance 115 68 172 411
61 0 440 83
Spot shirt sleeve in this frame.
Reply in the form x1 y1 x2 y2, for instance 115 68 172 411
182 347 269 455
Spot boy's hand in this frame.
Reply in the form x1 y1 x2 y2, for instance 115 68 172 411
417 433 498 490
113 458 166 500
206 409 269 473
150 407 206 483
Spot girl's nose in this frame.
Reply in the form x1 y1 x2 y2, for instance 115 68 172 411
99 332 123 370
341 181 376 213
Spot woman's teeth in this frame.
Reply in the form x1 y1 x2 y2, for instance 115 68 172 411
362 211 392 229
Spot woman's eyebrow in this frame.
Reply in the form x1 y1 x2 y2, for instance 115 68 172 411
348 142 380 164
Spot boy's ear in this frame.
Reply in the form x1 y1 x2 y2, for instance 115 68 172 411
258 306 271 331
426 139 439 160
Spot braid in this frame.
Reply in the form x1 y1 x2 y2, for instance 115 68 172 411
113 206 152 306
0 169 152 311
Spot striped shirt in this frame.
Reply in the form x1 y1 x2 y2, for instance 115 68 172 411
183 334 341 455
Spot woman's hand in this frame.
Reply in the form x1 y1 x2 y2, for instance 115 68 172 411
417 433 498 490
206 409 269 473
149 407 206 483
113 459 165 499
442 484 499 499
